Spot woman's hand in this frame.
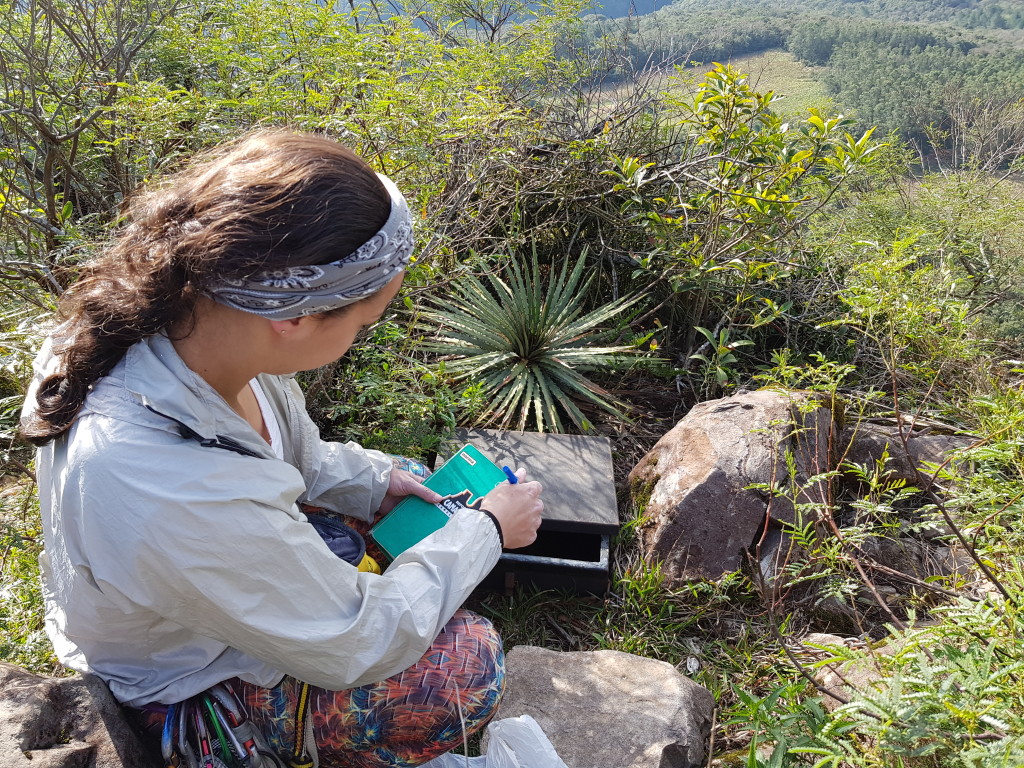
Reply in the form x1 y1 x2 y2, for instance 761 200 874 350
377 469 442 515
480 469 543 549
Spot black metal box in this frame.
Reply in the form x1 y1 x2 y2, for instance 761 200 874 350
443 429 619 595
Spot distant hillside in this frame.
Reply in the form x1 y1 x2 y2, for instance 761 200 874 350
593 0 1024 32
591 0 674 20
580 0 1024 167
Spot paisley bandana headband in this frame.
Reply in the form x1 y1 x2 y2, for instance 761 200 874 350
206 173 413 320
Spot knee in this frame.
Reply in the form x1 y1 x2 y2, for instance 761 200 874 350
438 609 505 685
444 609 503 652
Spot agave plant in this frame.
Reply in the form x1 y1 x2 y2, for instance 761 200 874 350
418 251 640 433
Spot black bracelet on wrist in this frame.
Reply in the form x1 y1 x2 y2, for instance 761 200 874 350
478 508 505 548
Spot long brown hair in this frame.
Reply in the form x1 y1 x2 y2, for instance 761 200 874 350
22 130 390 445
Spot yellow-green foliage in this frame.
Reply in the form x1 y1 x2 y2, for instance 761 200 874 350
0 485 60 675
837 234 982 394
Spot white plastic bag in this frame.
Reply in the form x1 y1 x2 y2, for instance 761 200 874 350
419 715 569 768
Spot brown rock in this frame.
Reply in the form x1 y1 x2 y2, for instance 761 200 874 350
0 663 157 768
793 633 870 711
809 634 919 713
629 390 836 584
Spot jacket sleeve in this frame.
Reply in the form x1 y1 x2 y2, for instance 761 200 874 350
73 433 501 692
275 376 394 521
303 437 394 521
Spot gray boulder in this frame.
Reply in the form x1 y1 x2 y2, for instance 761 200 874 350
629 390 835 585
0 663 157 768
493 645 714 768
839 422 971 488
860 536 972 583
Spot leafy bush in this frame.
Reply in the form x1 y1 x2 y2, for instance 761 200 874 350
834 234 983 402
301 318 482 459
605 64 880 391
825 609 1024 765
817 172 1024 343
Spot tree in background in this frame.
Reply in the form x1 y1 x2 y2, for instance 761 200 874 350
0 0 182 304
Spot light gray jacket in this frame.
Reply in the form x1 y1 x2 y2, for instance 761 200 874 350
24 334 501 707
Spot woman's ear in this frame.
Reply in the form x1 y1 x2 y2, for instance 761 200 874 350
268 317 305 337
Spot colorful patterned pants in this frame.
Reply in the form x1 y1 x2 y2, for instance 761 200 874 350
230 609 504 767
137 610 503 767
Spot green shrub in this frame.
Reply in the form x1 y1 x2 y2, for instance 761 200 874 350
0 487 61 675
301 318 481 459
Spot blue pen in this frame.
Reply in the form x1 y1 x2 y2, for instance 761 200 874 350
502 465 518 484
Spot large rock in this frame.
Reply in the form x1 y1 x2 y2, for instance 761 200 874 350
629 390 835 585
805 631 921 713
493 646 714 768
861 537 972 582
0 663 157 768
839 422 971 488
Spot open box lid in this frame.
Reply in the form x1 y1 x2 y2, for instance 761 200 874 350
445 428 620 536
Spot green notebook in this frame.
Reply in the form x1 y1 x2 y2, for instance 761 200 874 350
370 444 509 560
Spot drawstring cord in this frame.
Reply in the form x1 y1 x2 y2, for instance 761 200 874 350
144 404 266 459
